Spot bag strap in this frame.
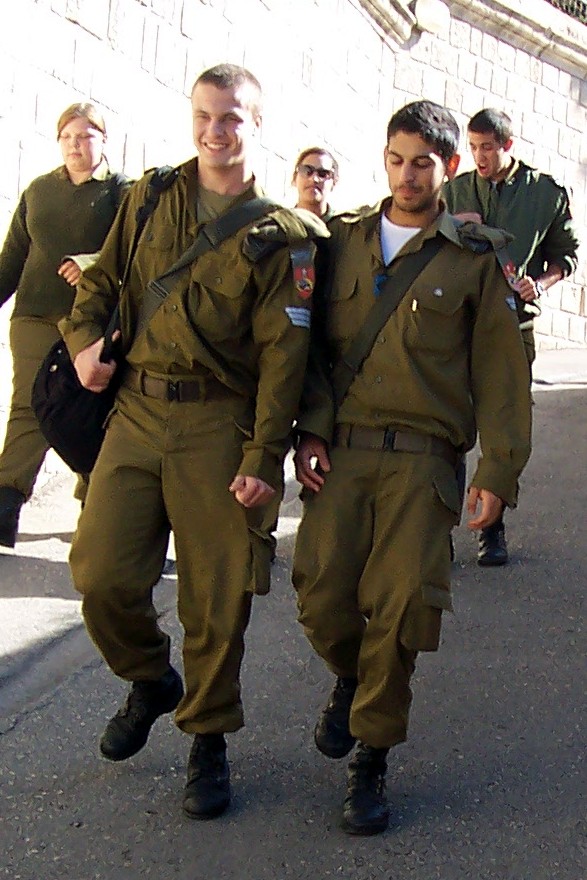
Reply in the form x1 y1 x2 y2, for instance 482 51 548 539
135 196 278 334
100 166 180 362
331 236 444 409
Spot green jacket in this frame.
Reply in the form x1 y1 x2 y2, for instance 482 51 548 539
0 163 130 320
444 159 579 282
297 200 532 507
60 157 329 486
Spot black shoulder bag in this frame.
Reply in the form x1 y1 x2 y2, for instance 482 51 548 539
32 186 276 474
31 166 179 474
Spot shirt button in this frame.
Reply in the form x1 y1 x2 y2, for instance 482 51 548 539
215 276 222 284
172 304 178 311
171 342 177 349
375 376 382 384
378 336 385 344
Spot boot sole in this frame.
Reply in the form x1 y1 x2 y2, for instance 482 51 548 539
182 798 230 820
340 816 389 835
477 556 509 567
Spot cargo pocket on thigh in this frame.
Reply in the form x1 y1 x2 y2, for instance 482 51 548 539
245 507 273 596
400 466 460 651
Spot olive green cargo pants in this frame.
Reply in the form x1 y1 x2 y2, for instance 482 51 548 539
292 447 460 749
0 316 88 501
70 383 273 734
0 317 58 498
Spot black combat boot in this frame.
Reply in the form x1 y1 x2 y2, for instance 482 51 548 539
0 486 26 548
183 733 231 820
314 676 358 758
341 741 390 835
99 667 184 761
478 516 509 566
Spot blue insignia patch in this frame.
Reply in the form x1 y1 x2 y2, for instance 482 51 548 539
285 306 311 328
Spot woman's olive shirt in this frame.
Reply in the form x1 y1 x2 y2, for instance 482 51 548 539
0 164 130 319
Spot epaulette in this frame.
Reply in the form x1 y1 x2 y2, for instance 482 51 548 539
454 220 513 255
333 204 377 225
243 207 329 263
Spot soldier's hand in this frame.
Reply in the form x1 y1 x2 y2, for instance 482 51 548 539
294 433 331 492
466 487 504 530
229 475 275 508
453 211 483 224
74 332 120 393
57 259 82 286
514 275 539 302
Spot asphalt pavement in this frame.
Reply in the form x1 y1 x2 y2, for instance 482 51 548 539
0 346 585 880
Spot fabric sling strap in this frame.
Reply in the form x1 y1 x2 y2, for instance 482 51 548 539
135 196 278 335
331 235 444 409
100 165 180 363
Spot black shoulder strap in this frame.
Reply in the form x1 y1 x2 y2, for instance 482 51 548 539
331 236 444 410
135 197 278 334
100 166 180 361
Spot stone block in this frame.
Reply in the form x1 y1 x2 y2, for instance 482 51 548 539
151 0 176 22
422 67 447 106
457 52 475 85
65 0 109 40
474 59 492 91
568 314 587 344
394 60 423 96
445 79 464 114
481 33 497 63
541 61 560 92
142 14 158 74
154 24 187 91
497 40 516 72
450 18 470 51
491 65 507 97
514 49 531 79
109 0 146 65
470 27 482 57
566 101 587 133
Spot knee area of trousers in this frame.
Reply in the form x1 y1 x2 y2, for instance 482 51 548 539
399 603 442 653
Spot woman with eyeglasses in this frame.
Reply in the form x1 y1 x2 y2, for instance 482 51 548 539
293 147 339 220
0 102 130 548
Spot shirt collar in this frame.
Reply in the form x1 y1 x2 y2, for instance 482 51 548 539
57 158 110 183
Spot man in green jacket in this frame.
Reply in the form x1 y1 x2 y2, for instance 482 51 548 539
292 101 532 835
444 108 579 565
60 64 326 820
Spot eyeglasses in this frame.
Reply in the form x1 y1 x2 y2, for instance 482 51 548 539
296 163 335 180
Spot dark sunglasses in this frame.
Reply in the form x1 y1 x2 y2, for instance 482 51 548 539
296 163 335 180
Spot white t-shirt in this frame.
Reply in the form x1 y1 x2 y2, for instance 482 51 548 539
380 214 421 265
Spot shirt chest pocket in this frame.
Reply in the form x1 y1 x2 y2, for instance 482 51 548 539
189 258 252 341
402 282 467 354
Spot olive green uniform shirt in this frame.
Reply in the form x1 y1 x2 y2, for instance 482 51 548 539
0 163 130 319
297 201 532 507
60 157 321 486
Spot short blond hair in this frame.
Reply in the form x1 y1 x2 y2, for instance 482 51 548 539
56 103 107 140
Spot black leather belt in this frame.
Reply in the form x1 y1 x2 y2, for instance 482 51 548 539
333 424 459 467
124 367 231 403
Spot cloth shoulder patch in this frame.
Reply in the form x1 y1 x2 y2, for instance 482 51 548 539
285 306 311 328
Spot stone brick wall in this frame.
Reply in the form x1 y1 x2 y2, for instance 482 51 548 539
0 0 586 476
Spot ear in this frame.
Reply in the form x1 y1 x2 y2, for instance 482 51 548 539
445 153 460 181
383 145 389 167
503 137 513 153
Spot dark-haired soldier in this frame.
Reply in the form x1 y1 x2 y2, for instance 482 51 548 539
444 108 579 565
292 101 532 835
